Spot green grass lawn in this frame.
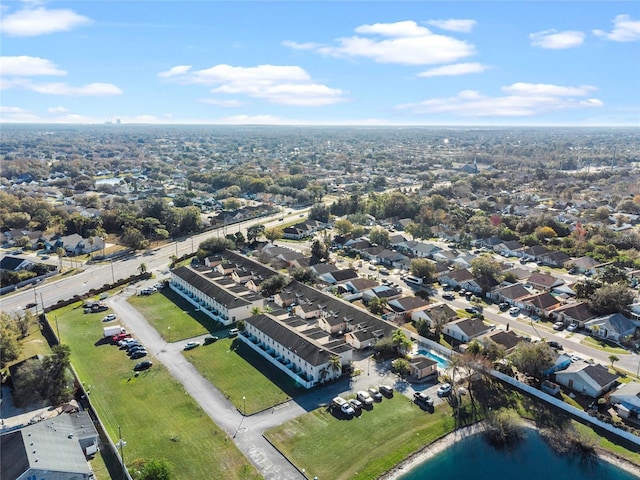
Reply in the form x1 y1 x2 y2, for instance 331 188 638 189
265 396 456 480
580 336 628 355
185 338 297 414
128 289 224 342
51 303 260 480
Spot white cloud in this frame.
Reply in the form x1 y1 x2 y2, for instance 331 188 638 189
426 19 477 33
284 20 475 65
418 62 489 77
215 114 290 125
161 63 347 106
0 105 42 122
158 65 192 78
199 98 245 108
0 6 91 37
47 106 69 113
5 79 122 95
396 82 603 117
593 14 640 42
0 56 67 76
530 30 585 49
502 82 596 96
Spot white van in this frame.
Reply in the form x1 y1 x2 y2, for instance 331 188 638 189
229 328 240 337
404 275 423 286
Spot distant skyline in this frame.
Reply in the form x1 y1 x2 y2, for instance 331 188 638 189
1 1 639 126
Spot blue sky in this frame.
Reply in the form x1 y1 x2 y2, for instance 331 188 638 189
1 1 639 125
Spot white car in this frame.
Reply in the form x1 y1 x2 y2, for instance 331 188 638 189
356 390 374 405
437 383 452 397
566 323 578 332
553 321 565 331
183 341 200 350
102 313 116 322
332 396 355 415
508 307 520 315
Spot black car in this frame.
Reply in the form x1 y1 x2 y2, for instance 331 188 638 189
203 335 219 345
134 360 153 371
547 341 563 350
130 350 147 359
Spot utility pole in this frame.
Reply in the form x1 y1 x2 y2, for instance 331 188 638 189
110 260 115 284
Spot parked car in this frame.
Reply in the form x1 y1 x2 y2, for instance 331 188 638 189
102 314 117 322
113 333 131 343
547 341 563 350
229 328 240 337
414 391 434 407
566 323 578 332
183 341 200 350
368 387 383 401
499 302 510 311
130 350 147 359
437 383 452 397
354 390 372 405
442 292 455 300
379 384 394 396
203 335 219 345
349 398 363 411
133 360 153 371
508 307 520 315
553 321 565 331
127 346 146 355
41 255 50 260
332 396 355 415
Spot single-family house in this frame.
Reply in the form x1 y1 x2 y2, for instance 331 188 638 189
538 250 572 268
484 330 523 353
610 382 640 423
526 272 564 292
494 240 522 257
439 269 475 288
542 353 572 376
488 283 531 304
584 313 639 343
421 303 458 327
551 301 597 327
564 256 601 274
520 292 563 317
554 363 618 398
444 318 493 344
387 296 430 321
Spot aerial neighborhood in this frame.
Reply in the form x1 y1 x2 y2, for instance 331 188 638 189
2 126 640 479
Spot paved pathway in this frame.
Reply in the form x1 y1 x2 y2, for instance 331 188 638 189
108 293 304 480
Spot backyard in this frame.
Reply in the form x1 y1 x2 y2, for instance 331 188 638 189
50 303 260 479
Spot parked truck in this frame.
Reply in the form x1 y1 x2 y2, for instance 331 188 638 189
103 325 126 338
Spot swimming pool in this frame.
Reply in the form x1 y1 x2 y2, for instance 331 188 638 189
417 349 450 369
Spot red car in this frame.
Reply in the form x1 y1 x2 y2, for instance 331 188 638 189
112 333 131 343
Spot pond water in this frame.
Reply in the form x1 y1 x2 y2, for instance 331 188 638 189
399 429 638 480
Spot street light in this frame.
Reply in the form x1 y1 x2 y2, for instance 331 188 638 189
167 326 171 344
110 260 115 284
233 395 246 438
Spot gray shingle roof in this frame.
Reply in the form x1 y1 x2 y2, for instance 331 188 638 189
173 266 251 309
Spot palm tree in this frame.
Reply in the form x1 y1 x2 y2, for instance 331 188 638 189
329 355 342 379
138 262 147 275
319 367 329 384
609 355 619 369
56 247 65 272
88 236 95 260
391 329 412 356
251 306 262 316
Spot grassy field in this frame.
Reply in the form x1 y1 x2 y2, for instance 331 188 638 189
128 289 224 342
185 338 298 414
265 396 456 480
52 303 260 480
581 336 628 355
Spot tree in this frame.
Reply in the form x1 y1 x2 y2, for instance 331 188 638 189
589 283 635 315
368 297 388 315
369 227 390 247
138 262 148 275
391 358 410 377
41 344 74 405
391 329 412 356
415 318 430 338
198 237 233 258
247 224 265 243
310 239 329 261
308 203 330 223
510 342 555 380
133 459 175 480
56 246 66 272
409 258 435 283
333 218 353 236
264 226 284 242
0 312 22 367
329 355 342 378
259 274 287 296
470 256 502 280
291 267 316 284
597 265 628 285
14 310 36 339
609 355 619 368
